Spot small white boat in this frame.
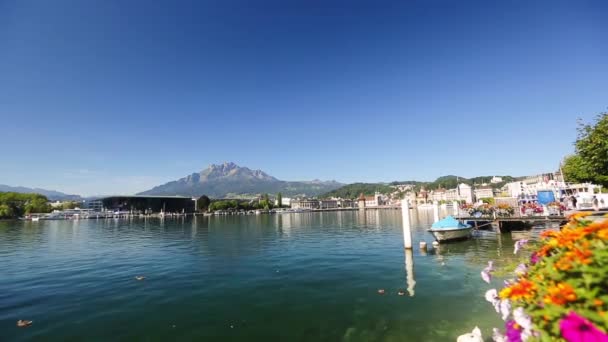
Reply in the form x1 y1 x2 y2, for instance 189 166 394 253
31 216 40 222
428 216 472 242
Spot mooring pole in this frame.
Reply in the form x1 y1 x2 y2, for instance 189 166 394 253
401 199 412 249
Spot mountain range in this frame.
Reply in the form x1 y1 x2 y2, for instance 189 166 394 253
137 162 343 198
0 184 83 201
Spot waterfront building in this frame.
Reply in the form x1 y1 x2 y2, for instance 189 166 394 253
457 183 474 203
357 192 386 208
275 197 291 207
290 199 320 210
430 184 473 203
99 195 195 213
415 187 430 204
336 198 355 208
319 199 338 209
86 199 104 211
430 188 446 202
474 185 495 200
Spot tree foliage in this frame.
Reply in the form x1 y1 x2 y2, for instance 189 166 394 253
320 183 394 199
277 192 282 207
0 192 52 219
197 195 211 211
570 113 608 186
562 154 593 184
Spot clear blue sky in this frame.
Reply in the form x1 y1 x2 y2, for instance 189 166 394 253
1 0 607 196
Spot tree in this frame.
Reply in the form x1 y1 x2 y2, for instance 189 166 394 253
197 195 211 212
277 192 282 207
573 113 608 186
0 204 14 219
562 155 593 184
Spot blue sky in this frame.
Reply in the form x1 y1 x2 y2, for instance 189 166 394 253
1 0 607 196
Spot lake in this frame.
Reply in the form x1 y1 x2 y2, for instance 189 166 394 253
1 209 524 341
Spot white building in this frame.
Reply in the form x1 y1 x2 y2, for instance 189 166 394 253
490 176 503 184
275 197 291 207
290 199 319 209
474 186 495 200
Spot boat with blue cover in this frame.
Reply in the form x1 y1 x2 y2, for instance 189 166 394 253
428 216 472 242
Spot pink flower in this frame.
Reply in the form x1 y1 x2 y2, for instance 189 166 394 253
560 312 608 342
529 252 539 265
505 320 522 342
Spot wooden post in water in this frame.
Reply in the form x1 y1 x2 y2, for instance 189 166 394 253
405 248 416 296
401 199 412 249
433 201 440 223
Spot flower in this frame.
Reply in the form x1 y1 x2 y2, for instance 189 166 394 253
513 307 533 334
481 261 494 284
559 311 608 342
492 328 506 342
505 320 522 342
500 299 511 321
500 279 536 301
529 252 539 265
513 239 528 255
514 264 527 276
544 283 577 306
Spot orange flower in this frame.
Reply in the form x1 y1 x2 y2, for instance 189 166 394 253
540 230 558 239
500 279 537 301
543 282 577 305
594 299 604 306
568 211 593 220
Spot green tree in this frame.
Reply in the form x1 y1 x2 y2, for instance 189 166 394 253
60 201 81 210
197 195 211 212
0 204 15 218
574 113 608 186
277 192 282 207
562 154 593 184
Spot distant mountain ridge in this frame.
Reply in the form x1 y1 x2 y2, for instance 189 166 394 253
0 184 82 201
137 162 343 198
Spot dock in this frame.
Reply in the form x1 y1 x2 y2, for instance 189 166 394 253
455 215 568 233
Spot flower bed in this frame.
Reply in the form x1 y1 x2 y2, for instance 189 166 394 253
496 203 515 218
479 213 608 341
459 203 515 218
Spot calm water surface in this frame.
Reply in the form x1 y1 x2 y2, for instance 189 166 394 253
1 210 532 341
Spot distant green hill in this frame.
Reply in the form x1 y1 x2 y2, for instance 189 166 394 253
319 183 394 199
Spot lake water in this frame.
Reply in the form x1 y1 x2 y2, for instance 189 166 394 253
1 209 526 341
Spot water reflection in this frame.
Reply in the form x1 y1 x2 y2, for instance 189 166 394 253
404 249 416 296
0 210 537 341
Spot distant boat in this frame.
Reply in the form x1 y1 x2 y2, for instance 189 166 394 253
31 216 40 222
428 216 472 242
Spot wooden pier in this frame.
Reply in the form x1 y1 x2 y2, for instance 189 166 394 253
455 216 568 233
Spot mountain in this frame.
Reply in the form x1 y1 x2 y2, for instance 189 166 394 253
0 184 82 201
137 162 343 198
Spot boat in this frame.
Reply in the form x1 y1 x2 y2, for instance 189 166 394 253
31 216 40 222
428 216 473 242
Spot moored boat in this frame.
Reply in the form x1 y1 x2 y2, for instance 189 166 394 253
428 216 472 242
